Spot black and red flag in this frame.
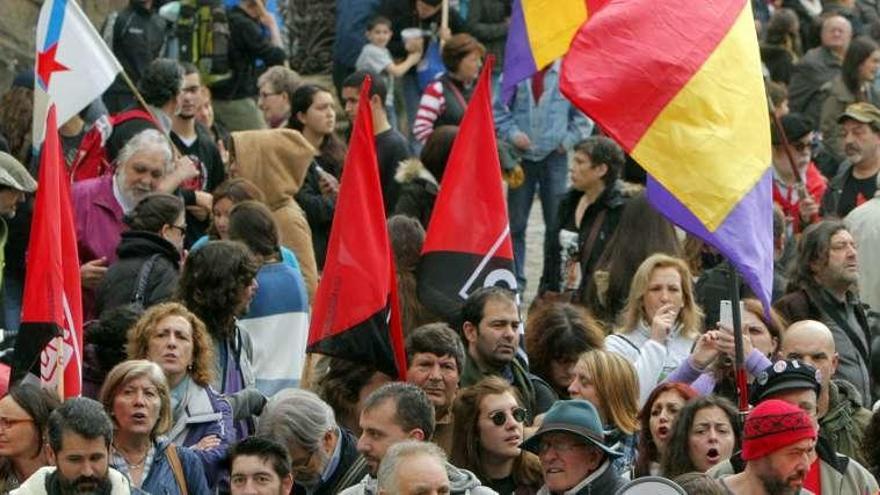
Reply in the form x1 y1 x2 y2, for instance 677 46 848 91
418 56 518 321
12 105 84 398
307 76 407 380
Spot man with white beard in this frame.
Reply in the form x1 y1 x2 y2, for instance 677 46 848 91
71 128 182 319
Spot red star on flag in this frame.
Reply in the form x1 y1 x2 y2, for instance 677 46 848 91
36 42 69 89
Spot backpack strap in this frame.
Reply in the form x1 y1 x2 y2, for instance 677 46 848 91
165 443 189 495
131 254 161 306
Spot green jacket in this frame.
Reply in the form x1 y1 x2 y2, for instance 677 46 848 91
821 379 873 466
460 354 557 417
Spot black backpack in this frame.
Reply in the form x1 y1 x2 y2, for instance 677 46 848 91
176 0 232 87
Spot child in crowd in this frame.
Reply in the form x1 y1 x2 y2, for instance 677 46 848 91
356 15 423 126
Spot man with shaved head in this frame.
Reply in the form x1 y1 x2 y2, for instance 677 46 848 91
779 320 872 464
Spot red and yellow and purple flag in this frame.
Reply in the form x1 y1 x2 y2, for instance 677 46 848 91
557 0 773 308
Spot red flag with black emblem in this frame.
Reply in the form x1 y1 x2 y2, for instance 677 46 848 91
12 105 84 398
307 76 407 380
418 56 518 321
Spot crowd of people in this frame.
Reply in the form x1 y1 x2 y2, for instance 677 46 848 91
3 0 880 494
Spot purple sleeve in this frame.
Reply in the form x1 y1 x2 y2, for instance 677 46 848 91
664 356 716 395
745 349 773 375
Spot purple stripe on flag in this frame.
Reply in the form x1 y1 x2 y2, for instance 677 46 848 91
45 0 68 49
501 0 537 102
647 169 774 313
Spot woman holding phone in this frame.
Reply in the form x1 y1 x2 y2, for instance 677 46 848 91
605 253 703 406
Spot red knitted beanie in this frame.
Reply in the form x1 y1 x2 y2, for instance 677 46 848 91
741 399 817 461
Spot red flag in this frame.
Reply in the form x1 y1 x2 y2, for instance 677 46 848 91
307 76 407 380
13 105 83 398
418 56 517 320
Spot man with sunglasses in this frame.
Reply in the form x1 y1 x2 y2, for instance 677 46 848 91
521 400 625 494
770 112 828 236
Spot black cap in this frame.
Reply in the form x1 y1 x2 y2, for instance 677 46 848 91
750 359 821 404
771 113 813 146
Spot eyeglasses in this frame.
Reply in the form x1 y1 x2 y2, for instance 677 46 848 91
169 224 187 235
536 438 586 455
0 416 33 430
489 407 528 426
258 91 282 100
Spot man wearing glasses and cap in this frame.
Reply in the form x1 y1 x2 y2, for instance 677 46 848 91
0 152 36 289
522 400 625 494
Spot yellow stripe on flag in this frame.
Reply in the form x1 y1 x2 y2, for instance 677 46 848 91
524 0 587 69
631 4 770 232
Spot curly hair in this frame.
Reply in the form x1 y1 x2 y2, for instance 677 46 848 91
99 360 173 439
573 136 625 187
138 58 184 107
450 377 543 488
788 220 849 293
0 86 34 164
524 302 604 396
126 302 216 387
175 240 259 339
660 395 740 479
313 356 390 432
619 253 703 340
633 382 699 478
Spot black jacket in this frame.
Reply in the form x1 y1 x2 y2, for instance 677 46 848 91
94 231 181 317
540 181 627 294
211 6 286 100
102 0 167 110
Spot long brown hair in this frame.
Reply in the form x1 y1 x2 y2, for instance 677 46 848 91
633 382 699 477
451 377 543 488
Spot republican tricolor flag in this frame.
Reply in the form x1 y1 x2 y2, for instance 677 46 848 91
32 0 121 148
12 105 84 398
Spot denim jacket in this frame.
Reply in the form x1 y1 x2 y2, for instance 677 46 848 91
493 60 593 162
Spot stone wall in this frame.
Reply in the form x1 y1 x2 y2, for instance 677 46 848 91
0 0 128 89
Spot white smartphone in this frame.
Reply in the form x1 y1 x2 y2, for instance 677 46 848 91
719 300 745 329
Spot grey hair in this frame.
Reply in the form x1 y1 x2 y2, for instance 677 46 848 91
256 388 336 453
115 129 173 173
378 440 447 495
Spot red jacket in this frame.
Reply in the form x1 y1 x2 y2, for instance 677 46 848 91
772 162 828 233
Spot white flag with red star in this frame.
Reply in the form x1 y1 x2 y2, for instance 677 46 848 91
33 0 122 147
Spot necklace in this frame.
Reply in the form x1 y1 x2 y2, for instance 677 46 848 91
114 444 148 469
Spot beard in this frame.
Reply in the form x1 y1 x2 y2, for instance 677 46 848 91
757 468 807 495
49 470 113 495
115 169 151 209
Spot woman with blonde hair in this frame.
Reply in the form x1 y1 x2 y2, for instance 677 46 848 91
606 253 703 405
567 349 640 473
451 377 543 494
100 360 209 493
127 302 233 484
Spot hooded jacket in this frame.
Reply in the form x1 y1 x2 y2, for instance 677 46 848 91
94 230 180 316
11 466 131 495
338 461 497 495
230 129 318 298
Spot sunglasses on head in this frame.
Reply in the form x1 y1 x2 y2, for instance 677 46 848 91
489 407 528 426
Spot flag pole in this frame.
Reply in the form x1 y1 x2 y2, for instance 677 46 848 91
729 269 748 416
118 70 184 157
440 0 449 48
767 96 816 226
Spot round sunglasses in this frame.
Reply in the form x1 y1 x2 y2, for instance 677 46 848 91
489 407 528 426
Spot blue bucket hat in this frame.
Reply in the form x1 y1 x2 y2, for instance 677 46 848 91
521 400 622 458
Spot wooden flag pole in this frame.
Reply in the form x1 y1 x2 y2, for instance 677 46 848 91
441 0 449 48
56 334 65 399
